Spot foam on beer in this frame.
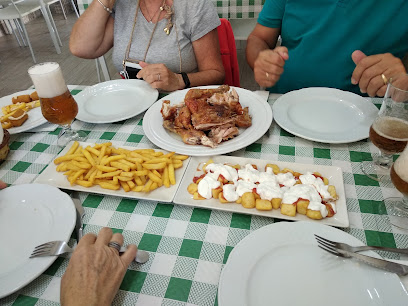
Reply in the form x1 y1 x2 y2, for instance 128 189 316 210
373 116 408 141
28 62 67 98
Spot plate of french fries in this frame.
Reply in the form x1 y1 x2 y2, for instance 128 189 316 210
174 155 349 227
0 89 46 134
34 141 191 203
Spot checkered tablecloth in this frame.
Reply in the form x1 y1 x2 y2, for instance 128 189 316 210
76 0 264 19
1 87 408 305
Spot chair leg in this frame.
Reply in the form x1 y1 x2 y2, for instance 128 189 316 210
58 0 67 19
7 20 22 46
45 5 62 47
98 56 111 81
70 0 80 18
95 59 101 83
18 18 36 63
13 19 27 46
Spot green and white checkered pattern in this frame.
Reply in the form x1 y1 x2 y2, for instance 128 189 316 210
1 88 408 305
76 0 264 19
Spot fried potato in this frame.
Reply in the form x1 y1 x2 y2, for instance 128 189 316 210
256 199 272 211
281 203 296 217
241 192 256 209
306 209 323 220
54 141 188 193
296 199 309 215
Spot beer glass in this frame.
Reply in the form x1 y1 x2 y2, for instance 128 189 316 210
28 62 86 146
387 145 408 229
361 76 408 182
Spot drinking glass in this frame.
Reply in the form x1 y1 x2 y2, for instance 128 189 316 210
361 76 408 182
387 145 408 229
28 62 86 146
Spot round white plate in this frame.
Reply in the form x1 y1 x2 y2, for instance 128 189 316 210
0 89 47 134
143 86 273 156
75 79 158 123
218 221 408 306
0 184 76 298
272 87 379 143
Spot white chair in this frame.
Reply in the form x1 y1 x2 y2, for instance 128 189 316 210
77 0 111 82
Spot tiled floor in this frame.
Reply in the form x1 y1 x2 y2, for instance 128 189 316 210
0 12 259 98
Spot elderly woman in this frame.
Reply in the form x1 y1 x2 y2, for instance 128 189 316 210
70 0 225 91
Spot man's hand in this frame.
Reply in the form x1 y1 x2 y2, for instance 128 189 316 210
60 228 137 306
253 46 289 88
137 62 184 92
351 50 406 97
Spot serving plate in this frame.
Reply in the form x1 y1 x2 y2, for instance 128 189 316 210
273 87 379 143
173 155 349 227
0 184 76 298
0 89 47 134
75 79 158 123
34 141 190 203
143 86 273 156
218 221 408 306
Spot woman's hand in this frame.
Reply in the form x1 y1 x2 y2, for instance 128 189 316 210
253 46 289 88
351 50 407 97
60 228 137 306
137 62 184 92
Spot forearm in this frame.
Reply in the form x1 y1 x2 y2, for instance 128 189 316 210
187 69 225 89
246 33 271 70
69 1 114 59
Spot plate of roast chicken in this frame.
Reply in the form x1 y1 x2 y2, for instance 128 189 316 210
143 85 273 156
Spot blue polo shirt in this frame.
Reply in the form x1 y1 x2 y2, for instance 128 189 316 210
258 0 408 94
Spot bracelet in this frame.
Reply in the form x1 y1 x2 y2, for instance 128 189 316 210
179 72 190 89
96 0 113 14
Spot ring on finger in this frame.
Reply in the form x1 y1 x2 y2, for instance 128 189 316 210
157 73 161 81
381 74 388 85
265 72 270 79
108 241 121 253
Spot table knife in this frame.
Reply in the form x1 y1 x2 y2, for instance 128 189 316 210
71 191 85 241
339 249 408 275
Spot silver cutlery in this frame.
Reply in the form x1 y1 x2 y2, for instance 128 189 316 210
315 234 408 255
71 191 85 241
30 240 150 264
315 235 408 275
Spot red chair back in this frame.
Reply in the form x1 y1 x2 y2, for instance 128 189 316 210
217 18 240 87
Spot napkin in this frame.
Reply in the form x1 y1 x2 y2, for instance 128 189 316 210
28 122 58 133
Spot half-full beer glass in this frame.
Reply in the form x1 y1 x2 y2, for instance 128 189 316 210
361 76 408 181
28 62 86 146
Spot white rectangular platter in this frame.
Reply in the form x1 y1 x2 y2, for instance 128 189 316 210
173 155 349 228
34 141 191 203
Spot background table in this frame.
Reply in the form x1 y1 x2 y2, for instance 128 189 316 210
1 87 408 305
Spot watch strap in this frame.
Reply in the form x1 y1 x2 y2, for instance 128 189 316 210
179 72 190 89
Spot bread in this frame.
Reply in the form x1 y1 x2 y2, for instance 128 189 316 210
9 109 28 127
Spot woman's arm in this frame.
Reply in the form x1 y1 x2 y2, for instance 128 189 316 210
69 1 115 59
189 29 225 87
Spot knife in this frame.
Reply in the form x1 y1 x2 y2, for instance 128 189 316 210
71 191 85 241
338 249 408 275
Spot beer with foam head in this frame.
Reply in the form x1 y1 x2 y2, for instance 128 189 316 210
391 147 408 196
369 116 408 155
28 62 78 126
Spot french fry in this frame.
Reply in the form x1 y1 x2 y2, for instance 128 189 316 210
54 142 187 193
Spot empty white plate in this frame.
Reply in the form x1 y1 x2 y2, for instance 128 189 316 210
75 79 158 123
273 87 379 143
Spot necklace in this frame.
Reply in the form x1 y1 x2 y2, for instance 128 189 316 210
143 0 162 23
122 0 182 74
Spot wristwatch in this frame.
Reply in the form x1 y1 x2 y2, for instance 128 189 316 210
179 72 191 89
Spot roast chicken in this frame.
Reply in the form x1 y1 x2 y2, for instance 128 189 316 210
161 85 252 148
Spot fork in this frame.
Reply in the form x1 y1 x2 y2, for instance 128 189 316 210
315 235 408 255
30 241 150 264
315 234 408 275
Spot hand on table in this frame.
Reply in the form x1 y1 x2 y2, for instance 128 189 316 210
60 227 137 306
0 180 7 189
351 50 407 97
137 61 184 92
253 46 289 88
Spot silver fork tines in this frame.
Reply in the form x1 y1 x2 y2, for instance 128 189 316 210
314 235 349 258
315 234 408 255
30 241 73 258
